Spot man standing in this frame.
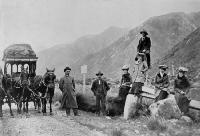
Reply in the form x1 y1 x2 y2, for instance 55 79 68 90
119 65 132 101
91 71 110 116
59 67 79 116
137 29 151 68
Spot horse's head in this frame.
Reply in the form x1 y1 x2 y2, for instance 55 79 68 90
45 68 56 88
46 68 55 75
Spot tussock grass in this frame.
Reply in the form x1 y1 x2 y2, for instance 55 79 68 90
111 127 123 136
146 116 168 132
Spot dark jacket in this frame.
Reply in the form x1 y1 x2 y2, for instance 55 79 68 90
174 75 190 94
137 36 151 53
174 75 190 114
120 73 132 87
155 73 170 89
91 78 110 96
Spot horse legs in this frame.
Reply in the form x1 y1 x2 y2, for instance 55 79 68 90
23 100 26 112
49 97 53 115
42 98 47 115
33 99 37 110
7 97 14 117
18 99 22 114
49 88 54 115
0 99 3 117
26 98 29 113
37 98 41 113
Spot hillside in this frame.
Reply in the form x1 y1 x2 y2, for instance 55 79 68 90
150 27 200 82
72 12 200 79
36 26 129 76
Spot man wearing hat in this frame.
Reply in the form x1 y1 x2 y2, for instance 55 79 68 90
118 65 132 101
137 29 151 68
154 65 170 102
20 65 29 87
59 67 79 116
174 67 190 115
91 71 110 116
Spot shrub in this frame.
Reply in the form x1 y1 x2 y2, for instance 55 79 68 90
147 116 168 132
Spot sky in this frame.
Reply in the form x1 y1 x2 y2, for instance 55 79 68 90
0 0 200 53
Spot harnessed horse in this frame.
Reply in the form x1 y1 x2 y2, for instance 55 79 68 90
41 68 56 115
0 74 21 117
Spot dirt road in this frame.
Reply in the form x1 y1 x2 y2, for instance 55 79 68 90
1 103 200 136
0 104 105 136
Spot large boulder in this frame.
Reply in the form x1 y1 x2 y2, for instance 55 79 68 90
149 95 182 119
123 94 138 120
106 97 125 116
76 92 97 113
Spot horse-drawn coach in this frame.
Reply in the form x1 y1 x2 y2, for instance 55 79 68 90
0 44 39 117
0 44 56 117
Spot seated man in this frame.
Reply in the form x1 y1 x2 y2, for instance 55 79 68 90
20 66 30 87
174 67 190 115
118 65 132 101
155 65 170 102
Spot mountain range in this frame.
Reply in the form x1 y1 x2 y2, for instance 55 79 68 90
37 11 200 80
37 26 129 76
72 12 200 79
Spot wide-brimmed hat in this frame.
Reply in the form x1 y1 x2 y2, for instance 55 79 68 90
96 71 103 76
140 29 148 35
178 67 188 72
64 67 71 72
159 65 168 70
122 65 129 70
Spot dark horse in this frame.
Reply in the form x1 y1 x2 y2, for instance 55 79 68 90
41 68 56 115
29 75 47 113
0 73 21 117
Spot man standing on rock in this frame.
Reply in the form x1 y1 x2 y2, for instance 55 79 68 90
137 29 151 68
59 67 79 116
91 71 110 116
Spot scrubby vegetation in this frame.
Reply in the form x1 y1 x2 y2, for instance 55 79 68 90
147 116 168 132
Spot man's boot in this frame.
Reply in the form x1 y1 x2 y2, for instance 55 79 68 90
73 109 80 116
66 108 70 116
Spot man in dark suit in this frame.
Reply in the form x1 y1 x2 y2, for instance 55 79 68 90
91 71 110 116
137 30 151 68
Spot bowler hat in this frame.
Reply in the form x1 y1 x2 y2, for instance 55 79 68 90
96 71 103 76
64 67 71 72
140 30 148 35
159 65 168 70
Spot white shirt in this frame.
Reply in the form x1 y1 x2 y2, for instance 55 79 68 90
160 72 164 78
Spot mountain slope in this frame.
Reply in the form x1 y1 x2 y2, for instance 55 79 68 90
37 26 129 75
151 27 200 81
72 12 200 79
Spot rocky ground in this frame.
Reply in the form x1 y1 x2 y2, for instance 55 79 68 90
1 102 200 136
